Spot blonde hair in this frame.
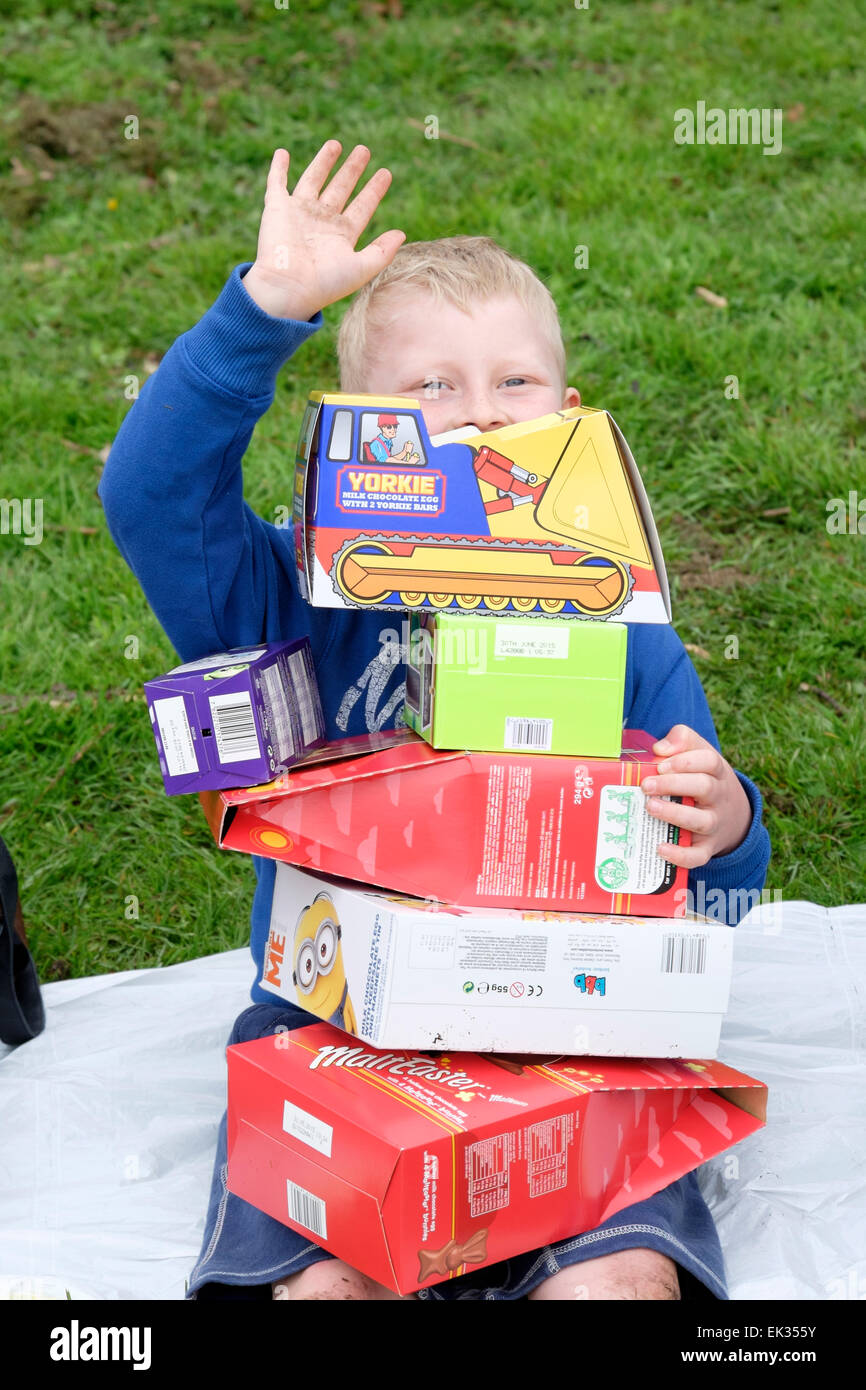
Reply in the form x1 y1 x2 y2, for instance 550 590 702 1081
337 235 567 393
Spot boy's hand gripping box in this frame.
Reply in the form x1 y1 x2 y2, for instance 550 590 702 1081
255 862 732 1058
404 611 627 756
144 640 325 795
226 1021 767 1295
293 395 672 623
201 730 690 915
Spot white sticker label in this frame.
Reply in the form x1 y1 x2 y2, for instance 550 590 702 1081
153 696 199 776
494 625 569 661
282 1099 333 1158
167 647 267 675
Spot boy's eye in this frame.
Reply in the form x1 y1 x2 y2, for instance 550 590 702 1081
503 377 528 387
422 379 447 396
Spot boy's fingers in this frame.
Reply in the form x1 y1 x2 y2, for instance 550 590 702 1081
343 166 396 236
654 748 725 777
645 797 718 837
657 841 713 869
654 724 709 756
319 144 373 212
352 228 407 280
643 772 714 801
263 148 290 207
292 139 344 199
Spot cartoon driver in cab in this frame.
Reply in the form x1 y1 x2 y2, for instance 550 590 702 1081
365 412 421 466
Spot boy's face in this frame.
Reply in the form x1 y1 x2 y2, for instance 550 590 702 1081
361 292 580 437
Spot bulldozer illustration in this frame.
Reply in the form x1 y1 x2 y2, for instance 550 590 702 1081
294 395 668 621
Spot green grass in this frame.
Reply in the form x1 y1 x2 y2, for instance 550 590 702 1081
1 0 864 980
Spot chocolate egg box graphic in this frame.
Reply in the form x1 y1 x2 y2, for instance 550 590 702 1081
292 395 672 622
226 1021 767 1295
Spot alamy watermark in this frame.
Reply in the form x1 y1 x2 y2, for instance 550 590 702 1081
1 497 43 546
826 490 866 535
50 1320 151 1370
674 884 784 929
674 102 782 156
379 618 488 673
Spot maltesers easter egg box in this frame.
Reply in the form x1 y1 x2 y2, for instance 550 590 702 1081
226 1020 767 1295
292 394 672 624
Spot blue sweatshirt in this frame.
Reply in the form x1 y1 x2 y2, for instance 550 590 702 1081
100 263 771 1002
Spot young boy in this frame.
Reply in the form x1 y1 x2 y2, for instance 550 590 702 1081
100 141 770 1302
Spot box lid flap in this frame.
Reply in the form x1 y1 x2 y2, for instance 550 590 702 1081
206 728 425 808
605 411 672 620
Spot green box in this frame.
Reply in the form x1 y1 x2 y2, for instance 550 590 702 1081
403 613 626 756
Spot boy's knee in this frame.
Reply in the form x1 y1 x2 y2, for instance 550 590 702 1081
273 1260 410 1302
529 1247 681 1301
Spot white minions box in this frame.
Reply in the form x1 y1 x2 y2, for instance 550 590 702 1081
259 863 734 1058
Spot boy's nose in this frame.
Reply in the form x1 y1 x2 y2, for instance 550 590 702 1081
463 414 506 432
459 393 508 433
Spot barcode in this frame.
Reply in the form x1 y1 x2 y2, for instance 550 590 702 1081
287 648 321 748
261 661 296 762
660 934 708 974
208 692 261 764
286 1178 327 1238
505 717 553 751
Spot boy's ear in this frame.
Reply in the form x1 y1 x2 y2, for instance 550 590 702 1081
563 385 581 408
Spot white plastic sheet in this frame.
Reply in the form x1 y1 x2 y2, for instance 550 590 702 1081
1 900 864 1301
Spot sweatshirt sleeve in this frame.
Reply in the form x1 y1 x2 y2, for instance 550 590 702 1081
624 624 771 924
98 263 323 662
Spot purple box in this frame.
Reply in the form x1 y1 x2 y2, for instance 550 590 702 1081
144 640 326 795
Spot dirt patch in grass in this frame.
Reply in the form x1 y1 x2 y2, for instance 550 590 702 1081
169 41 232 91
669 513 760 591
14 95 130 161
9 94 161 171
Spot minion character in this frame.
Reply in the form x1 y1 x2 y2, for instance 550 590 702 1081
292 893 357 1034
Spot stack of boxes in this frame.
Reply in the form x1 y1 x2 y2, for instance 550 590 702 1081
148 395 767 1293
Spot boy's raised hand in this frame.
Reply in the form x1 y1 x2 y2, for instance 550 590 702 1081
641 725 753 868
243 142 406 322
